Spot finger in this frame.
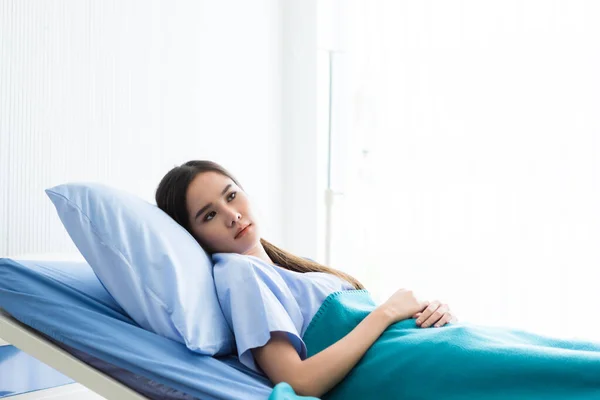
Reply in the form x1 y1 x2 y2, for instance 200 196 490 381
434 313 452 328
421 306 447 328
416 302 437 325
421 304 449 328
415 302 430 318
416 301 441 326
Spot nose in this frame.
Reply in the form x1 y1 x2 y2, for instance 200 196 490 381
228 210 242 227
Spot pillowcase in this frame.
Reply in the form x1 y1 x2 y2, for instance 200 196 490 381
45 182 235 356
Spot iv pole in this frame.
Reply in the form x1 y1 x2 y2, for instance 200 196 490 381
324 50 343 267
322 1 349 267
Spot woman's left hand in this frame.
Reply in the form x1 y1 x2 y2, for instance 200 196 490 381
412 300 457 328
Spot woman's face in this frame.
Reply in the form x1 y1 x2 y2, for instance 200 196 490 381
185 171 260 254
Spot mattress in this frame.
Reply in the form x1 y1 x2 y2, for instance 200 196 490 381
0 257 274 400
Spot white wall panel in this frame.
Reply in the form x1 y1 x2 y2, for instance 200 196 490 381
0 0 284 257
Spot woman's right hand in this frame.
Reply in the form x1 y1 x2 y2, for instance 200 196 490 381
378 288 430 325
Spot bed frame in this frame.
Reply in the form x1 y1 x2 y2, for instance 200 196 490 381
0 307 148 400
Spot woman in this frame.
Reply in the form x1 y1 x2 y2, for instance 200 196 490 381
155 160 454 395
156 160 600 400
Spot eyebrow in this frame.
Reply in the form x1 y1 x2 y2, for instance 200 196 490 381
194 184 232 221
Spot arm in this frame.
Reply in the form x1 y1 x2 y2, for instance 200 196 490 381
252 306 393 398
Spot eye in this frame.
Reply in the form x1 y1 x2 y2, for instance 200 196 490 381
204 211 216 222
203 192 237 222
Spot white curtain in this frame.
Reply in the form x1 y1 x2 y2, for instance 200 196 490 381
330 0 600 340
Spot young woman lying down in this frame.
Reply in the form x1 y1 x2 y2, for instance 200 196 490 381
155 160 600 400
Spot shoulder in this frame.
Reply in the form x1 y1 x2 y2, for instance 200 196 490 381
212 253 254 283
211 253 301 317
212 252 251 271
212 253 281 285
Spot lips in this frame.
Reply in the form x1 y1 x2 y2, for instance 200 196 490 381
235 223 251 239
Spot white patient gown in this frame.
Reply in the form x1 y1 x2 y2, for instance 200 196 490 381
211 252 355 373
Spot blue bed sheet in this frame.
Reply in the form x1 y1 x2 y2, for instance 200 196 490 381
0 258 274 400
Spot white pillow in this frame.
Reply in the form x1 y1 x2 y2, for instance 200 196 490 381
45 182 235 355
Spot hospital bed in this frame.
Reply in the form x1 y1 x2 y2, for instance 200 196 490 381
0 308 142 400
0 256 275 400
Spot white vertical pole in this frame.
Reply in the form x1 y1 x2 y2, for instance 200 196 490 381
325 50 334 266
320 0 348 267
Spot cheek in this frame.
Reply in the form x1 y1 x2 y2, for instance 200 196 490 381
200 226 232 248
192 226 216 246
241 200 254 218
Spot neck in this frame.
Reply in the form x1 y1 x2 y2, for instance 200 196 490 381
242 242 275 266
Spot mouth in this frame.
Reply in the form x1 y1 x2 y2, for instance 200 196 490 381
235 223 252 239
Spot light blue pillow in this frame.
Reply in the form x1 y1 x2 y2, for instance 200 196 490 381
45 182 235 356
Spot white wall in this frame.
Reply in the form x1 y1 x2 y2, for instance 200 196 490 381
281 0 323 261
0 0 289 257
341 0 600 339
281 0 352 266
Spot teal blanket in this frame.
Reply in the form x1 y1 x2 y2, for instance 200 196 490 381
270 290 600 400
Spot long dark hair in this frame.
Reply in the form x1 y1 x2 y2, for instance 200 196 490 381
155 160 365 290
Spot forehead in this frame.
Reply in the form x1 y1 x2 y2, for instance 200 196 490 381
186 171 233 208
